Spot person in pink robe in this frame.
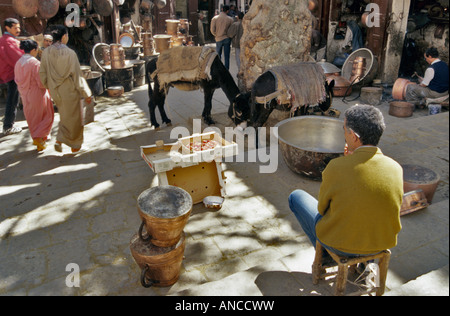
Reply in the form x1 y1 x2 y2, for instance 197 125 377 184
14 39 54 151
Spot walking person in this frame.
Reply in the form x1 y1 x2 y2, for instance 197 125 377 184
0 18 24 135
14 39 54 151
197 11 205 46
227 11 244 71
39 25 92 153
211 5 234 70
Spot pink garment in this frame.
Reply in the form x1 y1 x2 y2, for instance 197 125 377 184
14 54 54 139
0 34 24 84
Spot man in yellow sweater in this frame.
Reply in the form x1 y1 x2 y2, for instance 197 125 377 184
289 104 403 257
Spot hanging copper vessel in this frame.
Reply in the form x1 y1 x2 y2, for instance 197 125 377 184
38 0 59 20
12 0 39 18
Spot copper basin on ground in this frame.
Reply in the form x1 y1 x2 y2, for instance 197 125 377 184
275 116 345 180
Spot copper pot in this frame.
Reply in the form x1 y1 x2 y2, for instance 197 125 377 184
326 72 352 97
389 101 414 117
137 186 192 248
12 0 39 18
170 36 184 47
392 78 413 100
107 86 124 97
166 19 180 36
402 164 440 204
130 232 185 288
153 34 172 53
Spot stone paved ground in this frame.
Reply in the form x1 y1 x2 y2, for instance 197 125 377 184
0 51 448 296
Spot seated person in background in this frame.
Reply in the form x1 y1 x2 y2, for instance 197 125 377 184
405 47 449 107
289 104 403 258
310 29 326 62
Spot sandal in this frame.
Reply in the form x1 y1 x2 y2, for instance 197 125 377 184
33 138 47 151
54 141 62 152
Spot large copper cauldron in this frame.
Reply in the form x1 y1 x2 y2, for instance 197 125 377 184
137 185 192 247
275 116 345 180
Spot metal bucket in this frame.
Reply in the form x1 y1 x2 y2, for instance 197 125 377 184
275 116 345 180
86 71 104 96
153 34 172 53
130 232 186 288
105 65 134 92
130 60 146 87
165 19 180 35
137 185 192 248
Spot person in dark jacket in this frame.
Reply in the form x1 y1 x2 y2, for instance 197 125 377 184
405 47 449 107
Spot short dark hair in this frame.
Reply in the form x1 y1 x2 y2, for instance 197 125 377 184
19 39 38 53
238 12 244 20
48 25 68 42
425 47 439 59
222 5 230 12
4 18 19 29
344 104 385 146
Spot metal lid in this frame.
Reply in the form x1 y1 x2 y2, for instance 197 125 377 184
138 185 192 219
317 60 341 74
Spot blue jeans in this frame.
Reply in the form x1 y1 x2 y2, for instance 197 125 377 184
3 80 20 130
288 189 370 258
216 38 231 70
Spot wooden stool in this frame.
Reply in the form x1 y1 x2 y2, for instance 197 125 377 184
312 241 391 296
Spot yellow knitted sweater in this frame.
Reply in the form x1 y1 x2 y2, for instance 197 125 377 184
316 146 403 254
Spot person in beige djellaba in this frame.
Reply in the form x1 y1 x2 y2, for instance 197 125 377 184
39 25 92 153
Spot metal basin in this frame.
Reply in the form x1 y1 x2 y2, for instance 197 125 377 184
275 116 345 180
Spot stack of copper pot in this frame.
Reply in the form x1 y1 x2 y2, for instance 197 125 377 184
110 44 126 69
142 32 155 56
350 57 366 83
130 185 193 288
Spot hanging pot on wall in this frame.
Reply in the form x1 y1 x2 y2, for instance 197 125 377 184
93 0 114 17
38 0 59 19
12 0 39 18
